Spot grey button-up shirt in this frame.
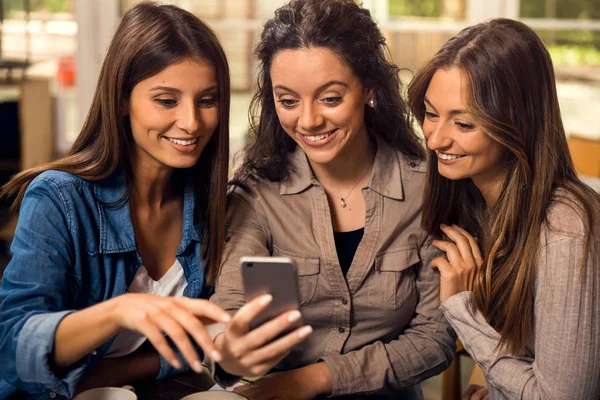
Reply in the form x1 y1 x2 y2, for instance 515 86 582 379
211 141 456 398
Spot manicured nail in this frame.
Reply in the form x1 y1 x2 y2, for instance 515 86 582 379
288 310 301 323
259 294 273 306
211 350 222 362
221 313 232 322
298 325 313 338
172 359 182 369
192 360 203 373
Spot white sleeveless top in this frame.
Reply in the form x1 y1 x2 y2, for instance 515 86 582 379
105 259 187 358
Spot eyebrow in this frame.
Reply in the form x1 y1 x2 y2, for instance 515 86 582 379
424 97 470 116
150 85 218 95
273 80 349 96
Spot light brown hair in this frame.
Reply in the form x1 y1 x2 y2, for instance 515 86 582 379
1 2 230 284
408 18 600 353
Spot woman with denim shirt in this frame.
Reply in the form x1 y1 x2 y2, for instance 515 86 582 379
0 3 310 399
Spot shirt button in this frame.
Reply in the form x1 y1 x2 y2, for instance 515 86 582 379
409 161 417 168
191 279 195 283
341 298 348 305
224 236 231 243
338 327 345 334
49 392 57 398
91 350 97 356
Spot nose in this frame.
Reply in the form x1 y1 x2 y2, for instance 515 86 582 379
426 121 453 151
176 99 200 134
298 103 325 131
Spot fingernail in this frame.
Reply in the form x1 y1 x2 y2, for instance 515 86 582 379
192 360 203 373
211 350 222 362
298 325 313 338
172 359 182 369
259 294 273 306
288 310 301 322
221 313 232 322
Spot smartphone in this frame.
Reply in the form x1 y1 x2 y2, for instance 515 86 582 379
240 256 302 331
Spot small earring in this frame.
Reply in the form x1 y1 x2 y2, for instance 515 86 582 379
368 97 376 108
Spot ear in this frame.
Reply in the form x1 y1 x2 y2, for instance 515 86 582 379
363 79 375 104
365 87 374 104
121 99 129 117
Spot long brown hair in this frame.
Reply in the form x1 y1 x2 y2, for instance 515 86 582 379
236 0 424 183
0 2 230 284
407 18 600 353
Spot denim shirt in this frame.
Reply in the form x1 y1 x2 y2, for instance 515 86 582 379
0 169 209 400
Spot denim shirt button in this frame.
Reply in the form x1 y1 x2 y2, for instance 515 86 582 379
338 327 345 334
92 350 98 356
191 279 196 283
49 392 56 398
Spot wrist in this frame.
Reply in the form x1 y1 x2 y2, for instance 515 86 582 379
307 363 332 397
107 294 128 329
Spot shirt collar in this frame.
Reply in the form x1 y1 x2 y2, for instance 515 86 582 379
279 136 404 201
94 169 200 254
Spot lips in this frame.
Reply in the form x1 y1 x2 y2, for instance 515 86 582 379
164 137 198 146
300 128 338 143
436 150 465 161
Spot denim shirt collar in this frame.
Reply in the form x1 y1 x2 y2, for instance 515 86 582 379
93 169 200 254
280 136 404 201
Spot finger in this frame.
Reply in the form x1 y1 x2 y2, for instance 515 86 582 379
167 303 222 369
138 319 182 370
175 298 232 324
150 309 201 373
430 256 453 274
432 239 463 266
452 225 484 266
462 384 483 400
473 388 490 400
240 310 303 353
440 224 476 265
229 294 273 335
241 325 312 367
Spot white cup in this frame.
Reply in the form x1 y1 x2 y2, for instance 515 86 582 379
180 391 247 400
73 386 137 400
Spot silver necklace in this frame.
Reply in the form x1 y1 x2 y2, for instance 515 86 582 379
337 163 372 208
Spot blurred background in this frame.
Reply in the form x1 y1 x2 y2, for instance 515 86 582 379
0 1 598 397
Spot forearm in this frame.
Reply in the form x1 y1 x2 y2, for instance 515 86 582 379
54 297 122 368
76 348 160 393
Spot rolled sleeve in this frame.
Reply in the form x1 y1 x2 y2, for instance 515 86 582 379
17 311 83 397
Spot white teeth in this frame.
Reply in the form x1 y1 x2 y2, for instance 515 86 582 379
438 152 465 161
303 131 333 142
167 137 198 146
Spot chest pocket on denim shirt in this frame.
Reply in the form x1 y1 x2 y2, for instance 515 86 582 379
272 247 320 306
368 247 420 310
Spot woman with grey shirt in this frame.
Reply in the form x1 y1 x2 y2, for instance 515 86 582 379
408 19 600 399
208 0 456 399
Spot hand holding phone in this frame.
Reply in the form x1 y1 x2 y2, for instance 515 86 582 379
212 256 311 377
240 256 303 331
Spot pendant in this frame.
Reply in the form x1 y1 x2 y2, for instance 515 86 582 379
340 198 346 207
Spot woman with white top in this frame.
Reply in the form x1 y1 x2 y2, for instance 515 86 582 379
0 3 310 399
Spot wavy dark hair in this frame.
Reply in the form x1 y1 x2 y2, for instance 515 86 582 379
235 0 424 182
1 2 230 284
408 18 600 354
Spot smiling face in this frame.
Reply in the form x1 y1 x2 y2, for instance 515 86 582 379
126 58 219 171
423 67 506 192
270 47 372 166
